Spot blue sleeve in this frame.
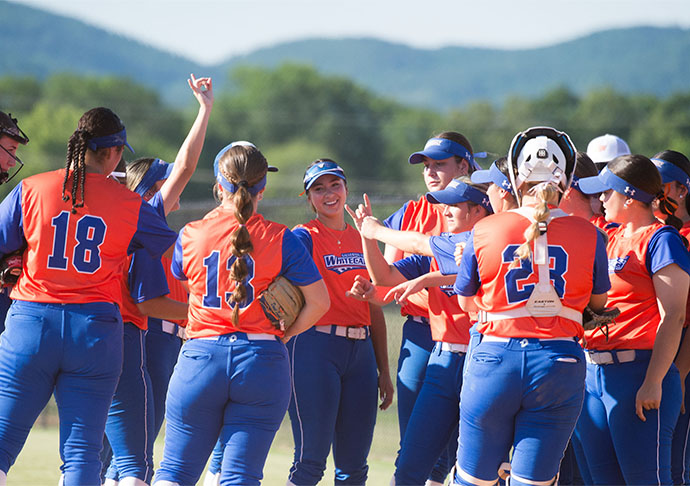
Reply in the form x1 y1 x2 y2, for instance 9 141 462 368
280 229 323 286
392 254 431 281
147 192 167 221
291 227 313 256
383 202 409 230
592 230 611 294
127 200 177 259
430 232 471 275
171 228 186 281
646 226 690 276
454 230 481 296
128 249 169 303
0 183 26 256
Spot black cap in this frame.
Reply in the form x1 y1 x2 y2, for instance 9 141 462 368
0 112 29 145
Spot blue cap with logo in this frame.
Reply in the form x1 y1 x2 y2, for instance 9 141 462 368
425 179 493 213
303 160 347 191
578 166 656 204
409 137 480 170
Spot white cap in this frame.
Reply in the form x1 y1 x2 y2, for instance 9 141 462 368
586 134 631 164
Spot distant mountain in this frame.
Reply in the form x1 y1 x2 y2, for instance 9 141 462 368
2 0 689 110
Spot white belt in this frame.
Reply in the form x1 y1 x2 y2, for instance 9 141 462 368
482 335 576 343
440 342 468 353
585 349 637 365
161 320 187 340
314 325 369 340
477 306 582 325
196 333 276 342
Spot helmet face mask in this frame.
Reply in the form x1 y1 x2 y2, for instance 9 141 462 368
507 126 577 206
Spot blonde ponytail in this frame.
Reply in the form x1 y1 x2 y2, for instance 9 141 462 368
513 183 560 264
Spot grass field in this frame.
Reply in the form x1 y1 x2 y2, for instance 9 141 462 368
7 308 407 485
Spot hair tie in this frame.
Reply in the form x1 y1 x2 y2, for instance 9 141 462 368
239 180 249 188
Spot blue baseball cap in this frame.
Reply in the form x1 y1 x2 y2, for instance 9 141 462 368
578 167 656 204
303 160 347 191
409 137 480 170
426 179 493 213
652 158 690 192
133 158 174 196
470 161 513 194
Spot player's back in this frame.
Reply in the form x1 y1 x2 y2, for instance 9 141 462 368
472 210 599 338
12 169 145 304
176 207 289 337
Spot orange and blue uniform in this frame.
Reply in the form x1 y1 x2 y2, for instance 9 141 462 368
384 196 454 483
286 219 378 485
575 222 690 485
453 209 610 486
0 169 176 484
154 207 321 485
392 231 474 485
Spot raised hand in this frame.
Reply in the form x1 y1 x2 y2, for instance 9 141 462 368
345 193 374 232
188 73 214 110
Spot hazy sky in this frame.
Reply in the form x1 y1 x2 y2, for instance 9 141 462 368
12 0 690 65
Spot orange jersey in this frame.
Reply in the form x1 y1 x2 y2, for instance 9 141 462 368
394 253 470 344
385 196 449 317
0 169 175 304
172 208 322 338
585 223 690 350
456 210 609 339
681 221 690 329
293 219 371 327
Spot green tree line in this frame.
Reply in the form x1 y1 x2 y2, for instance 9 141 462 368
1 64 689 202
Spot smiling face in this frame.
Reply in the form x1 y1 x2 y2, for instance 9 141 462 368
307 173 347 218
0 135 19 172
423 157 466 191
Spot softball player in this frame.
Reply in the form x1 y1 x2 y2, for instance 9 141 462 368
574 154 690 485
283 159 392 486
152 143 329 486
101 74 213 486
0 111 29 330
0 107 177 485
651 150 690 484
452 127 611 486
351 177 491 486
384 131 478 485
652 150 690 485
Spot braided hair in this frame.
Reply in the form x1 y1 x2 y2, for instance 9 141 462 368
217 145 269 327
63 107 125 213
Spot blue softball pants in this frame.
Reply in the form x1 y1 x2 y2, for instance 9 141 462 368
153 333 290 486
0 300 123 485
454 338 585 486
286 326 378 485
101 322 155 482
145 319 183 441
394 342 465 485
574 349 681 485
396 317 453 483
0 289 11 335
673 327 690 485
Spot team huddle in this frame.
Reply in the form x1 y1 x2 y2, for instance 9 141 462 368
0 73 689 486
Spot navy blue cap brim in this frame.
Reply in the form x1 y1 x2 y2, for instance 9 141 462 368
304 169 347 191
425 191 471 205
470 169 492 184
409 148 454 165
577 175 610 195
